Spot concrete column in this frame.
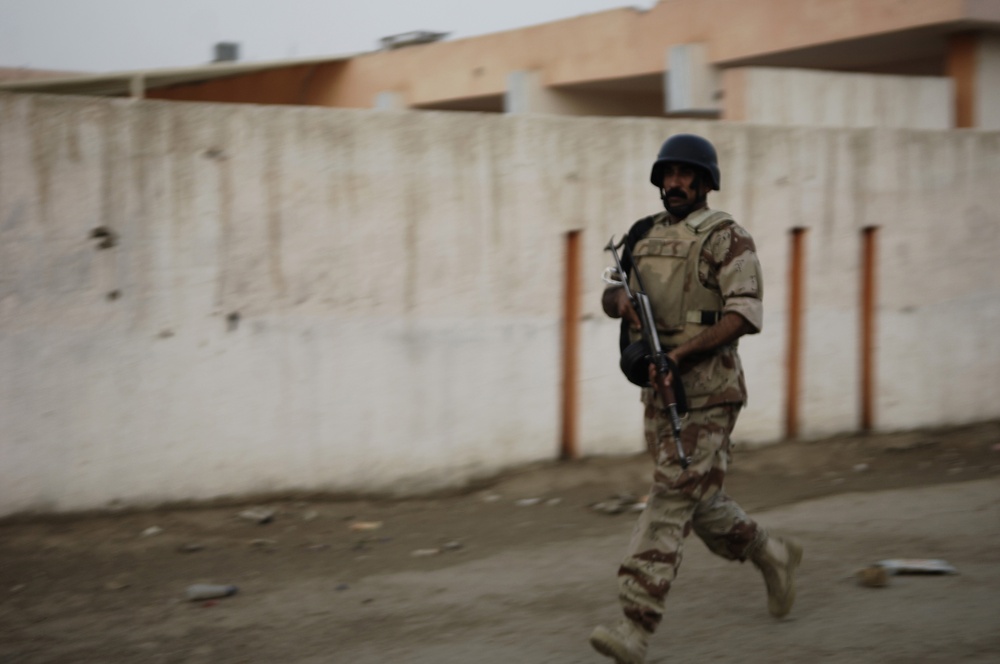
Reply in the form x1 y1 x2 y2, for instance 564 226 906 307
129 75 145 99
373 91 405 110
975 34 1000 130
665 43 720 116
947 32 1000 129
505 70 570 114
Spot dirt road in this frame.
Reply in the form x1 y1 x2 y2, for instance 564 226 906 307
2 422 999 663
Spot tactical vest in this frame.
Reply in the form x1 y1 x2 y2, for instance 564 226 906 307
628 207 735 348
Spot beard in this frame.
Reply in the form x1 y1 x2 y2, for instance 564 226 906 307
660 187 704 219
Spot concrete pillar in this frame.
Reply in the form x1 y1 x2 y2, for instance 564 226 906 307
665 43 720 116
505 70 551 114
948 32 1000 129
129 75 145 99
505 70 579 114
976 34 1000 130
373 91 405 110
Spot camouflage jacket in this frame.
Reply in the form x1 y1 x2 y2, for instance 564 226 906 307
619 208 763 410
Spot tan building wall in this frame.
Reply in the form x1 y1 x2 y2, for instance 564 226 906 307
2 93 999 516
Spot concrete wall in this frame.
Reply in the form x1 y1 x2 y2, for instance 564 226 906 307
723 68 953 129
2 93 999 516
976 34 1000 130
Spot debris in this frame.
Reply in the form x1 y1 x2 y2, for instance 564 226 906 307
515 498 542 507
590 493 645 515
177 543 206 553
348 521 383 532
441 540 463 552
411 548 441 557
853 463 870 473
876 559 957 575
856 566 889 588
481 493 502 503
185 584 238 601
250 539 278 548
237 508 275 524
140 526 163 538
545 498 563 507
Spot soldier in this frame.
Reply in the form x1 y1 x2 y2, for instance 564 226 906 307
590 134 803 664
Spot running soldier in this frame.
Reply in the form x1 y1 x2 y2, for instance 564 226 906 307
590 134 803 664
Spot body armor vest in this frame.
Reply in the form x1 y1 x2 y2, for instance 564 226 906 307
628 207 734 348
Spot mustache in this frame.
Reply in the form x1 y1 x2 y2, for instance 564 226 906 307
663 188 687 199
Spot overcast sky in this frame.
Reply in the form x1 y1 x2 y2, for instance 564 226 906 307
0 0 653 73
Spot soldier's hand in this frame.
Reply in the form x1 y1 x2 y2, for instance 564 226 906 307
648 363 673 392
614 289 642 330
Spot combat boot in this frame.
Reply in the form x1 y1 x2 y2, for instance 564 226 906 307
751 535 803 618
589 618 649 664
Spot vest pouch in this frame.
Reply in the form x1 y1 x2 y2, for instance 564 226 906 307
630 237 696 333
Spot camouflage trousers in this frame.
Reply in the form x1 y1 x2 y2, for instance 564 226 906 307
617 403 766 633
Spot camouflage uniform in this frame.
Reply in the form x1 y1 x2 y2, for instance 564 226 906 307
615 207 767 634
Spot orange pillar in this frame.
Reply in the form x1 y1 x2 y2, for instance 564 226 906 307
860 227 879 432
560 231 582 460
948 32 979 128
785 228 807 439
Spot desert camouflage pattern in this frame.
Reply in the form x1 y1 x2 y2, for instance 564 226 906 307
628 207 764 409
617 404 766 633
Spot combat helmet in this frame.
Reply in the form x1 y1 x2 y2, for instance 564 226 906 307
649 134 721 190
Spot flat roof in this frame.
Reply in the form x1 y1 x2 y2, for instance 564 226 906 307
0 53 357 97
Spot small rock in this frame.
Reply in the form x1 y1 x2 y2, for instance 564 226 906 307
411 548 440 557
177 543 206 553
515 498 541 507
104 580 130 591
250 539 278 548
481 493 502 503
335 583 350 591
348 521 383 532
441 541 463 552
305 543 330 552
186 584 238 601
238 508 275 524
302 510 319 521
545 498 563 507
853 463 870 473
140 526 163 538
856 566 889 588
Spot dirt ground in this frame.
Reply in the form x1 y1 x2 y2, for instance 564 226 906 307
2 421 1000 664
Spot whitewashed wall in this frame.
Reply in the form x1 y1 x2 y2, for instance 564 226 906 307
732 67 953 129
2 93 999 515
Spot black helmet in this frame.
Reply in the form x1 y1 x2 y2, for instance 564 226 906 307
649 134 720 190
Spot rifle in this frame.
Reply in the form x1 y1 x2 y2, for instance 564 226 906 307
603 236 690 469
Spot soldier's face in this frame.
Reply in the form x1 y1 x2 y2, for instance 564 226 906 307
659 162 705 204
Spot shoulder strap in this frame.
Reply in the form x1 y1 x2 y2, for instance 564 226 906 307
621 214 657 277
617 214 657 356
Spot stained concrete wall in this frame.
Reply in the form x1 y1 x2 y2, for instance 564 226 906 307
2 93 999 516
723 68 953 129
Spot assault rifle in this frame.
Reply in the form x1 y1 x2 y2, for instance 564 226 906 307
603 236 690 469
